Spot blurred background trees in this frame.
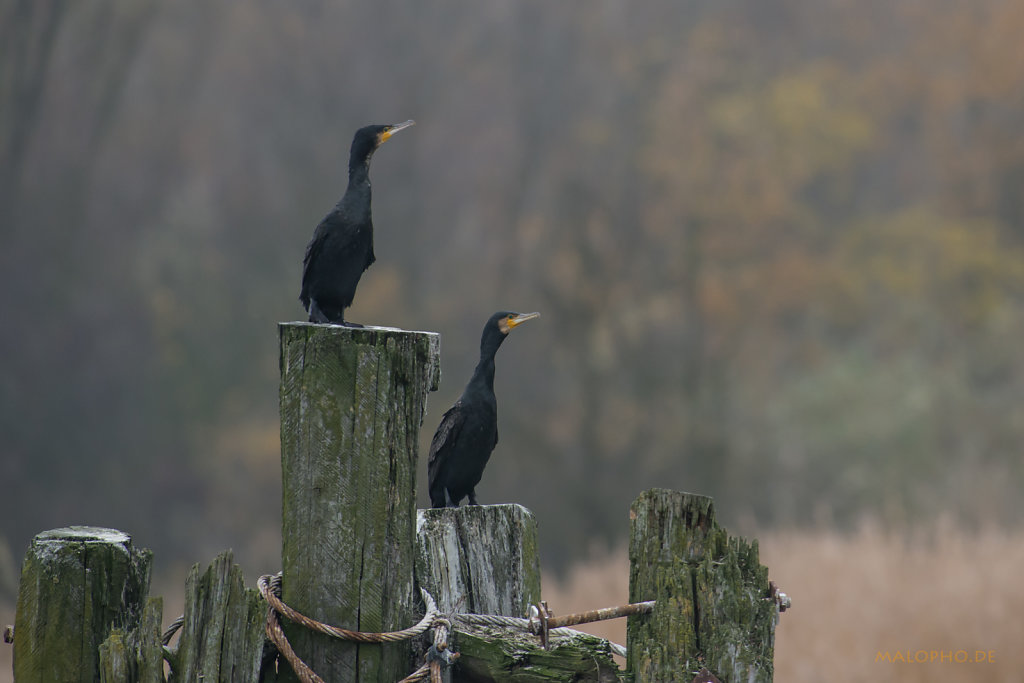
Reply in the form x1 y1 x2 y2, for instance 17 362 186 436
3 0 1024 587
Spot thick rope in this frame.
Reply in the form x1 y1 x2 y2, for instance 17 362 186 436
258 572 450 683
257 573 439 643
161 614 184 646
264 604 325 683
454 613 602 640
264 602 455 683
161 572 631 682
397 663 431 683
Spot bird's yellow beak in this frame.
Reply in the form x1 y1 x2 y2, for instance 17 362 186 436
507 312 540 329
381 119 415 142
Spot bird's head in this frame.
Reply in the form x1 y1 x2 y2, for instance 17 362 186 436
350 120 415 167
493 311 540 335
479 311 540 357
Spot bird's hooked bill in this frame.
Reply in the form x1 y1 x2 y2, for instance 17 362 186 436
508 312 540 328
381 120 415 141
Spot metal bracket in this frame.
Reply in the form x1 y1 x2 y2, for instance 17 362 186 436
527 600 552 649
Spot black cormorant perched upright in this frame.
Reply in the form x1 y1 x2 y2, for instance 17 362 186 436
428 311 540 508
300 120 415 325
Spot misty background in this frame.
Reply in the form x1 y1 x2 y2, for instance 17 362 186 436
3 0 1024 600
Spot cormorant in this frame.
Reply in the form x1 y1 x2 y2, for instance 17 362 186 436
428 311 540 508
300 120 415 325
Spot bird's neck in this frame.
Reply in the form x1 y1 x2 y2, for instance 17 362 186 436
348 158 372 188
468 354 497 396
343 162 372 216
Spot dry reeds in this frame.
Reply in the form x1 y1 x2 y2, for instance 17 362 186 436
542 523 1024 683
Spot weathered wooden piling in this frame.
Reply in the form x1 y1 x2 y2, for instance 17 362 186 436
415 505 620 683
98 597 165 683
279 322 440 682
415 504 541 616
167 550 267 683
627 489 777 682
13 527 152 683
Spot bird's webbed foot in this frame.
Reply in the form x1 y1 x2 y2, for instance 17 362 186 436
308 300 330 324
468 490 479 506
445 489 458 508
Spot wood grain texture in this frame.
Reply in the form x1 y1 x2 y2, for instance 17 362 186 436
98 597 166 683
98 631 131 683
13 527 152 683
136 598 167 683
454 626 622 683
414 505 623 682
627 489 776 682
279 323 440 682
415 504 541 617
168 550 267 683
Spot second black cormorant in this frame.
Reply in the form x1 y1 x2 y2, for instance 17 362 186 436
300 120 414 325
428 311 539 508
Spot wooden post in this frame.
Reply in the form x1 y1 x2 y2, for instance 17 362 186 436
279 323 440 682
415 505 620 683
98 597 166 683
627 489 777 682
167 550 268 683
13 527 152 683
415 504 541 616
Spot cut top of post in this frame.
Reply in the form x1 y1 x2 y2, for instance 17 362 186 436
280 322 441 391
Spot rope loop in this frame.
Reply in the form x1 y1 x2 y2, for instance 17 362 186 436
257 572 446 683
257 572 439 643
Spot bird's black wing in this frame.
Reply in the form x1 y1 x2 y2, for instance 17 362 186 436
299 208 373 311
299 221 330 308
427 400 464 481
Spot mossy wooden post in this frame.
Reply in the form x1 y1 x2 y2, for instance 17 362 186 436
167 550 268 683
13 527 152 683
627 489 777 682
98 597 166 683
279 322 440 682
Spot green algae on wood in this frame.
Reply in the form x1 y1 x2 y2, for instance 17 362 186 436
13 527 152 683
455 625 622 683
168 550 267 683
279 323 440 682
627 489 777 682
99 597 166 683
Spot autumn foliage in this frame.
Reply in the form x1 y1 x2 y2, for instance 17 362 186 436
2 0 1024 581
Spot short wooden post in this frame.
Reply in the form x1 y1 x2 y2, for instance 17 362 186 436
279 323 440 682
136 598 167 682
98 597 166 683
415 505 620 682
13 527 152 683
167 550 268 683
415 504 541 616
627 489 777 682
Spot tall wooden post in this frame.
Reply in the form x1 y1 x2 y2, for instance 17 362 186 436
279 322 440 682
627 489 777 682
13 527 152 683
